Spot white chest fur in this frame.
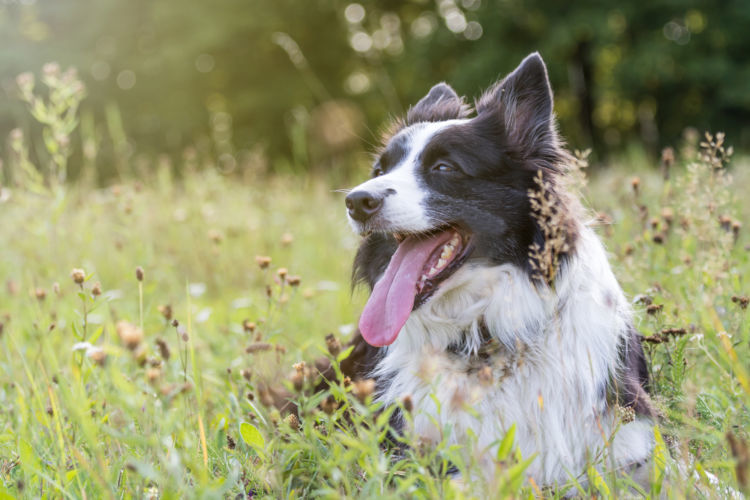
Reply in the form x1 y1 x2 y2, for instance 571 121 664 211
372 227 653 486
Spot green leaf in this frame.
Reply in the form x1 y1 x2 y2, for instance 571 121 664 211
496 424 516 461
239 422 265 452
651 426 667 497
336 345 354 363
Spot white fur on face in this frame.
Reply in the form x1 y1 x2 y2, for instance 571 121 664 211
347 120 468 235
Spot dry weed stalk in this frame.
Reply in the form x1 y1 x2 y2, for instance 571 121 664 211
528 170 570 286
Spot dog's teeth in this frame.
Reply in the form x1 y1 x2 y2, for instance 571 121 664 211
421 274 427 282
437 258 446 269
428 267 438 276
450 234 460 245
441 245 454 259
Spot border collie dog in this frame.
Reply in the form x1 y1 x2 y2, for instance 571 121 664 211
343 53 654 487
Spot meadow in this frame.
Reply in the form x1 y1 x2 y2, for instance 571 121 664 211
1 73 749 498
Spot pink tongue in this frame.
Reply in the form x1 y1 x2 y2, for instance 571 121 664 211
359 232 453 347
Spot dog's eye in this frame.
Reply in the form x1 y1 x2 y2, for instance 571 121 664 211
372 167 384 177
433 163 457 173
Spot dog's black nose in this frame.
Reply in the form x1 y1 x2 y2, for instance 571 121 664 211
345 191 383 222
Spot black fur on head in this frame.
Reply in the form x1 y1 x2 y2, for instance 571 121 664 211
354 52 578 291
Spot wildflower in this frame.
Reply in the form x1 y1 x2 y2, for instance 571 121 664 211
171 319 179 328
15 72 34 93
155 338 171 360
71 268 86 285
732 221 742 241
291 371 305 392
277 268 288 280
180 330 189 342
650 217 660 230
255 256 271 269
660 327 687 336
281 233 294 246
135 266 144 282
274 344 287 354
34 288 46 301
661 207 674 226
91 282 102 297
353 378 376 403
42 62 61 77
87 346 107 365
116 320 144 350
7 280 18 295
325 333 341 357
158 304 173 321
240 369 252 381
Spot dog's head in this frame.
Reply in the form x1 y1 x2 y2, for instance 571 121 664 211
346 53 573 347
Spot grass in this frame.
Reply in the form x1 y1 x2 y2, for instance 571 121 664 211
1 70 749 498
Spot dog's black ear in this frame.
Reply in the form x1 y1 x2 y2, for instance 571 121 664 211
407 83 470 125
477 52 559 158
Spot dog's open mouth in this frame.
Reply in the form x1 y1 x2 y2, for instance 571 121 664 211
359 227 473 347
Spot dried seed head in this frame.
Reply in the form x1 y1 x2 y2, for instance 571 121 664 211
732 221 742 240
280 233 294 246
91 282 102 297
34 288 46 301
353 378 376 403
146 368 161 383
649 217 660 230
87 346 107 365
158 304 173 320
719 214 733 232
286 275 301 287
731 295 749 310
245 342 272 354
0 322 3 337
265 285 273 298
226 434 236 450
171 319 179 328
661 207 674 225
293 361 306 373
325 333 341 357
624 244 634 256
615 404 636 424
135 266 144 282
181 331 189 342
116 320 144 350
52 282 60 295
255 256 271 269
208 229 223 244
284 413 300 430
240 369 252 381
71 268 86 285
277 268 288 280
274 344 287 354
630 177 640 196
242 319 256 333
291 371 305 392
321 395 338 414
652 233 665 245
646 304 664 315
402 395 414 413
155 338 171 360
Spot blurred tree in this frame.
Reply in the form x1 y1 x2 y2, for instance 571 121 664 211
1 0 748 176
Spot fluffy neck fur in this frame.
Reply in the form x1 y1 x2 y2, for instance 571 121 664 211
371 224 654 486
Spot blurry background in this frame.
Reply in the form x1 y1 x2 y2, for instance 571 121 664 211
1 0 749 181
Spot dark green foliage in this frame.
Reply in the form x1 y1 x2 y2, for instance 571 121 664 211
2 0 749 173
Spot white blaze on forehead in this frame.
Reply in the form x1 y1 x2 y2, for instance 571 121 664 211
347 119 468 233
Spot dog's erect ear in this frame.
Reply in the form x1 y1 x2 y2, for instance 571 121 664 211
406 83 470 125
477 52 559 158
